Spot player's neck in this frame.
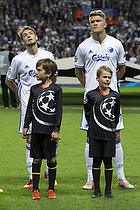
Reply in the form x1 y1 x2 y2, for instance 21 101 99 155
26 44 38 55
92 32 106 44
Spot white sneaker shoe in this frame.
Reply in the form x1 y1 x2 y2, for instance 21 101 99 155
83 180 94 190
117 179 134 189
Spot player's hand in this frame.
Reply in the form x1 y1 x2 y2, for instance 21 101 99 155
51 132 61 143
22 128 29 139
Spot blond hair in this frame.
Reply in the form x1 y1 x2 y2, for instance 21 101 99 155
97 65 113 77
18 26 36 40
89 10 106 23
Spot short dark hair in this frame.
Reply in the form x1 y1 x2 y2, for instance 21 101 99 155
36 58 57 79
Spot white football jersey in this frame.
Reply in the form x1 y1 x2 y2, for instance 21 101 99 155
6 48 54 133
75 35 126 131
75 35 126 96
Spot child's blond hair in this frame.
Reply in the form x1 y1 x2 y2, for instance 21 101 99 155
97 65 113 77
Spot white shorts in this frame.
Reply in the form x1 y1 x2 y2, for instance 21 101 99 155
19 113 32 134
80 107 124 131
18 87 32 134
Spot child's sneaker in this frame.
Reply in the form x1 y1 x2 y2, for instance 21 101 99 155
92 190 101 198
104 190 113 198
47 189 56 199
32 190 40 200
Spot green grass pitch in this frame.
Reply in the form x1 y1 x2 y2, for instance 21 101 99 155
0 105 140 210
61 86 140 94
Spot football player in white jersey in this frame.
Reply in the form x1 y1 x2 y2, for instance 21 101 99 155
75 10 134 190
5 26 54 189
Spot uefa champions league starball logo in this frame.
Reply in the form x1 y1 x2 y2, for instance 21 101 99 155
100 97 116 121
37 90 56 115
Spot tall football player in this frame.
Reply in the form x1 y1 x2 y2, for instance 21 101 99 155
6 26 54 189
75 10 134 190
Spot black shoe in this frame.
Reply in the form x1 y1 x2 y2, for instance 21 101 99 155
92 190 101 198
104 191 113 198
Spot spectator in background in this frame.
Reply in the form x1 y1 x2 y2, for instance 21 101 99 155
82 14 89 26
0 0 140 61
129 53 137 63
75 7 82 22
108 13 114 26
136 54 140 64
0 39 17 109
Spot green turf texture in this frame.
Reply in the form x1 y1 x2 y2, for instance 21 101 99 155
0 86 140 106
0 106 140 210
61 86 140 94
61 86 140 106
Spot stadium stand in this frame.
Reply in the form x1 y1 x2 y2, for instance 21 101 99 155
0 0 139 63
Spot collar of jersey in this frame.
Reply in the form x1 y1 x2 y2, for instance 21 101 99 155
41 84 49 89
100 89 110 95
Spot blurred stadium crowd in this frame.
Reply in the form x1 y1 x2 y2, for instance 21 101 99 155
0 0 140 63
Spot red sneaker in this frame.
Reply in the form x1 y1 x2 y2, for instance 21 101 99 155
47 189 56 199
32 190 40 200
23 179 33 189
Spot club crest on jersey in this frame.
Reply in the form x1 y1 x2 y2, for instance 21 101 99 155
28 70 36 77
37 91 56 115
92 54 109 62
107 47 114 53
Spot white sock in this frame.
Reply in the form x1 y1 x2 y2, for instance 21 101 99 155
26 143 33 180
85 141 93 182
45 165 48 174
112 141 125 180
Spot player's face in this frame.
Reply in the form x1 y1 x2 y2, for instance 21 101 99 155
96 71 112 90
89 15 107 35
36 65 51 81
21 29 38 46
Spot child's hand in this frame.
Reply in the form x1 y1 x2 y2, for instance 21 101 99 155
51 132 61 143
22 128 29 139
